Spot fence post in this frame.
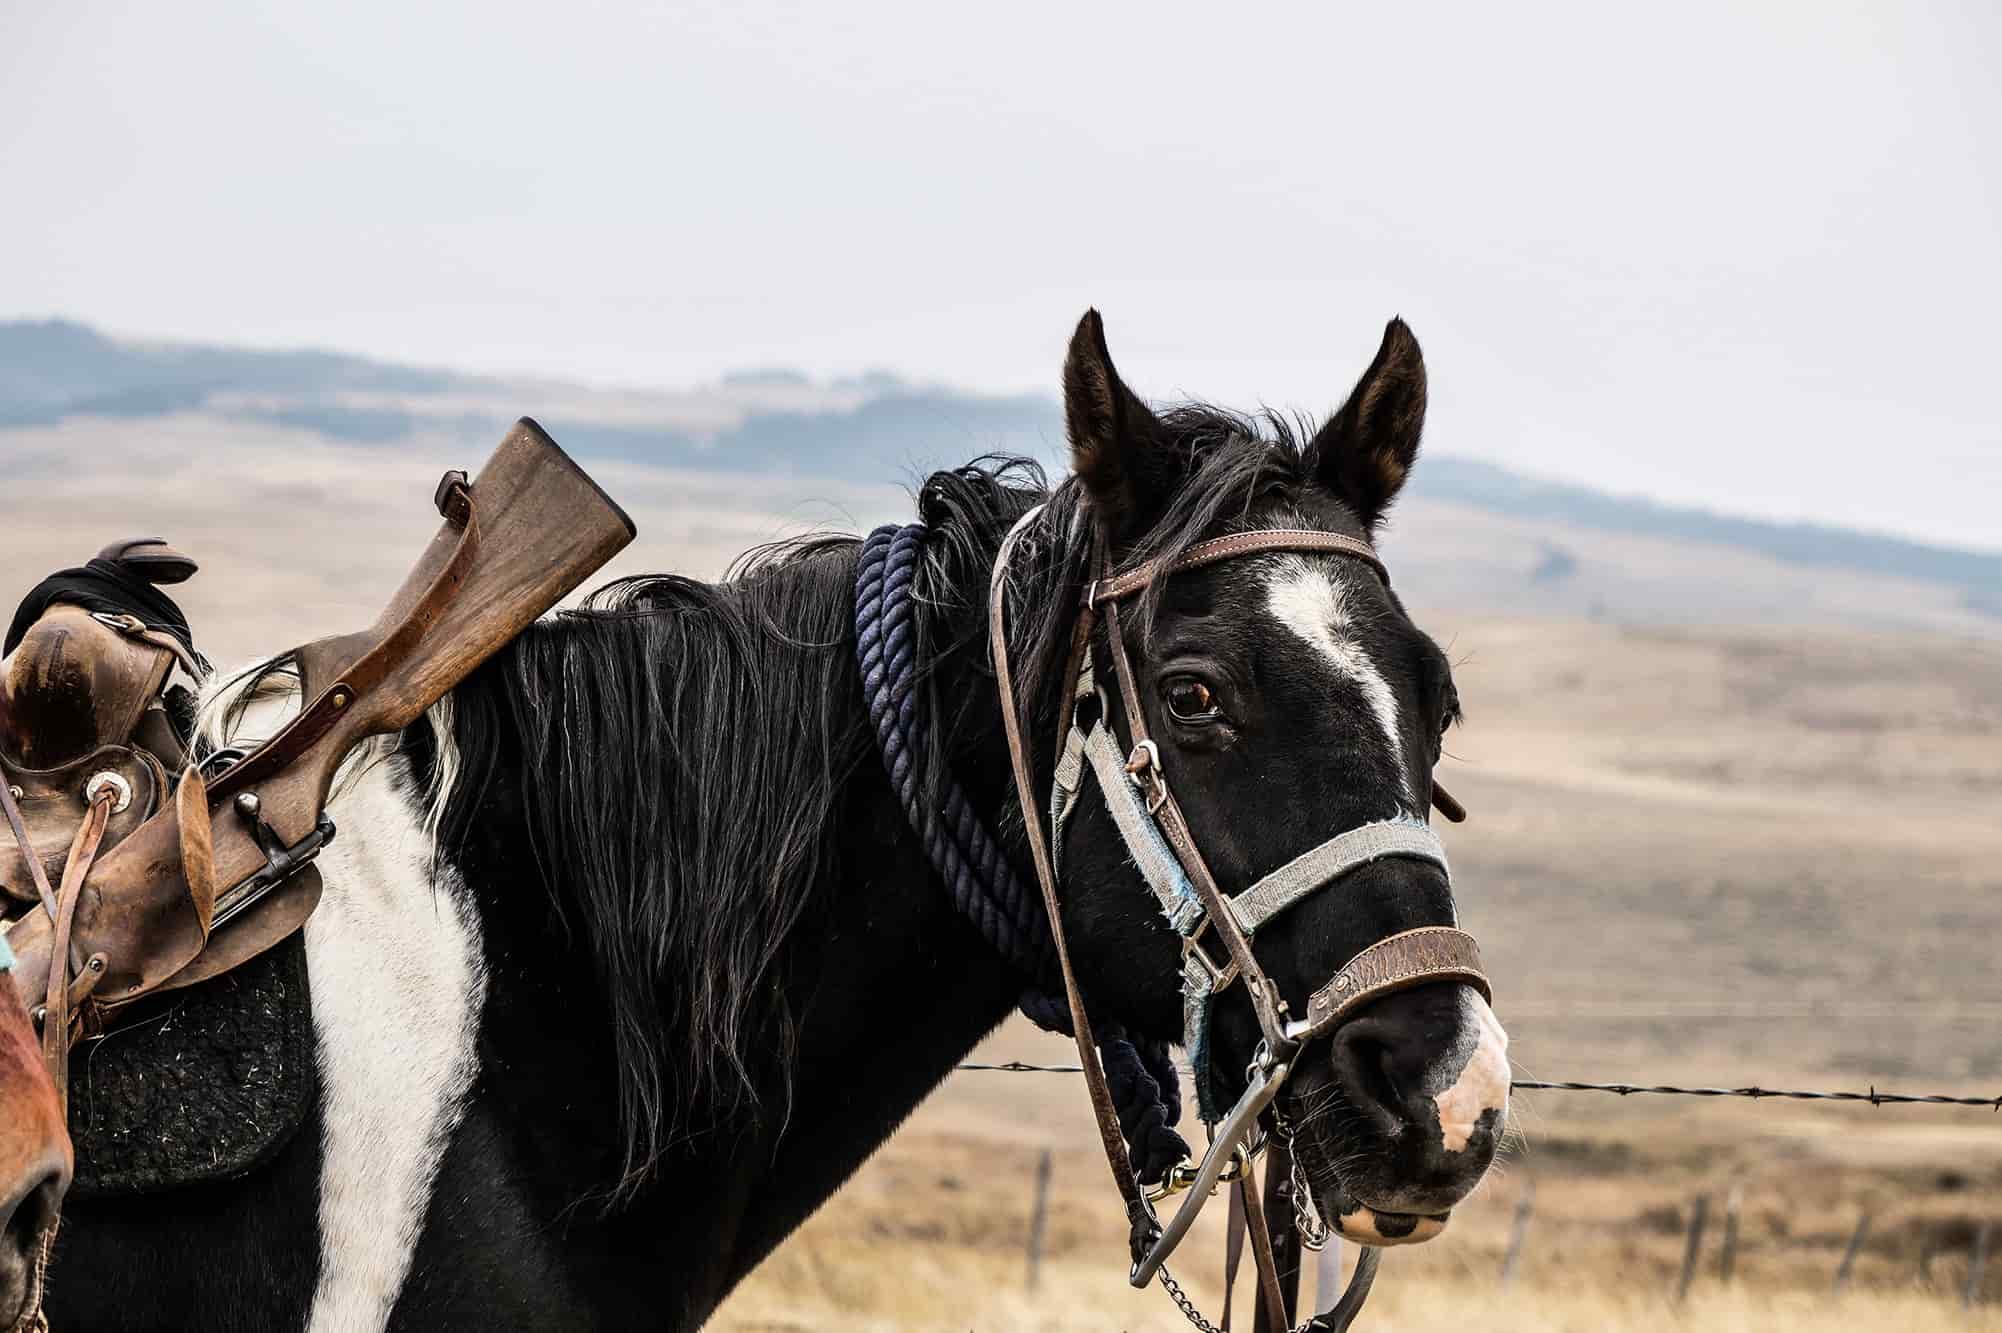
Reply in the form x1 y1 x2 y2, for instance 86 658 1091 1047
1024 1148 1052 1292
1832 1212 1870 1295
1917 1227 1937 1288
1718 1185 1742 1285
1674 1195 1709 1305
1500 1181 1535 1288
1967 1220 1992 1310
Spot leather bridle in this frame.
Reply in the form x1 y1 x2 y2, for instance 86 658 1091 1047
988 504 1491 1329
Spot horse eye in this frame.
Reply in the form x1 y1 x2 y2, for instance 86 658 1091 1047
1438 686 1462 738
1163 676 1221 724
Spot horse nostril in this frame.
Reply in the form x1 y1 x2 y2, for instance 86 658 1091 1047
0 1163 65 1322
1331 1021 1411 1136
3 1171 64 1252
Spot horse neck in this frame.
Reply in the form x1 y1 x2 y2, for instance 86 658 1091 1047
718 537 1085 1287
424 552 1032 1317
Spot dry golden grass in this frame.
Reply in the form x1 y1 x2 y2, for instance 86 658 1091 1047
727 1256 2002 1333
708 1087 2002 1329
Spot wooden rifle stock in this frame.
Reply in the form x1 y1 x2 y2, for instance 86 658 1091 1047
7 418 634 1014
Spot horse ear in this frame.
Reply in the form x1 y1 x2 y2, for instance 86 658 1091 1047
1064 309 1173 536
1307 318 1428 530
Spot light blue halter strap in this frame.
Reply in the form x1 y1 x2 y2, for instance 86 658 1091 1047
0 931 14 973
1230 814 1448 935
1050 702 1453 1119
1079 724 1205 935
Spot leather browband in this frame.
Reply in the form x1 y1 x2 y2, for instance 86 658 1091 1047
1086 529 1386 606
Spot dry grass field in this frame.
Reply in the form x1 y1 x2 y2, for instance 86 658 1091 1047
4 418 1999 1329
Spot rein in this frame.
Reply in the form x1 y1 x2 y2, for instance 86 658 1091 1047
987 504 1491 1332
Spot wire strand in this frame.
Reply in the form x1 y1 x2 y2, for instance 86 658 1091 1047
954 1063 2002 1108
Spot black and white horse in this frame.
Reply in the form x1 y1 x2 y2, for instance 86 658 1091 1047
46 313 1507 1331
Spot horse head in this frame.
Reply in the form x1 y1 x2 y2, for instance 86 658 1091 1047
1048 311 1507 1247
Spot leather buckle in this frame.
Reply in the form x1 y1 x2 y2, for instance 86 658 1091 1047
1144 1140 1253 1204
1182 919 1239 993
433 470 473 527
1124 740 1168 815
208 791 337 934
89 611 147 636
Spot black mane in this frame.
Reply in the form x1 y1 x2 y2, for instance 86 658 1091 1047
433 418 1322 1198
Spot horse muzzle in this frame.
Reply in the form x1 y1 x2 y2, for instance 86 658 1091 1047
1295 980 1509 1232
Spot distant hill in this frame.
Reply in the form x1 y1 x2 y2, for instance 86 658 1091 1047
4 319 1996 625
0 318 1060 474
1416 456 2001 605
0 319 459 425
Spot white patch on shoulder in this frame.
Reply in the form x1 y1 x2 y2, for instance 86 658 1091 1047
1263 556 1412 806
304 752 485 1333
199 665 484 1331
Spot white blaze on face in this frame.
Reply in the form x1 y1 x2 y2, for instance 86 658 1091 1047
1433 990 1510 1154
1262 556 1412 808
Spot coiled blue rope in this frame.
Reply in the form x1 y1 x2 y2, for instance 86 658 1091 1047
856 522 1188 1183
855 524 1049 967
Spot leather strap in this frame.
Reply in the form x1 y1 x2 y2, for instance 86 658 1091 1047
1088 530 1386 605
1223 1181 1246 1330
0 774 59 922
1262 1140 1305 1330
93 613 207 684
1106 587 1287 1046
42 790 113 1115
987 506 1159 1263
1304 926 1489 1036
176 767 216 936
1239 1157 1291 1333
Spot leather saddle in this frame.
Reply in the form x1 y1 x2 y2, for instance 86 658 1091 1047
0 423 636 1201
0 540 202 910
1 540 318 1196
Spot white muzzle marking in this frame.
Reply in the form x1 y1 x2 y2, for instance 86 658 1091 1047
1433 990 1509 1154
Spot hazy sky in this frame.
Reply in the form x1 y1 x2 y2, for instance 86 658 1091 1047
6 2 1998 550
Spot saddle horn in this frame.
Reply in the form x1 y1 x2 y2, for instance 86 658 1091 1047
93 539 198 586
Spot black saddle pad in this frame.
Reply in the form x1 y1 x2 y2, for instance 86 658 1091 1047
69 932 315 1199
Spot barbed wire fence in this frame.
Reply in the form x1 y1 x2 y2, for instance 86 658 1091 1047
956 1061 2002 1109
957 1060 2002 1311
